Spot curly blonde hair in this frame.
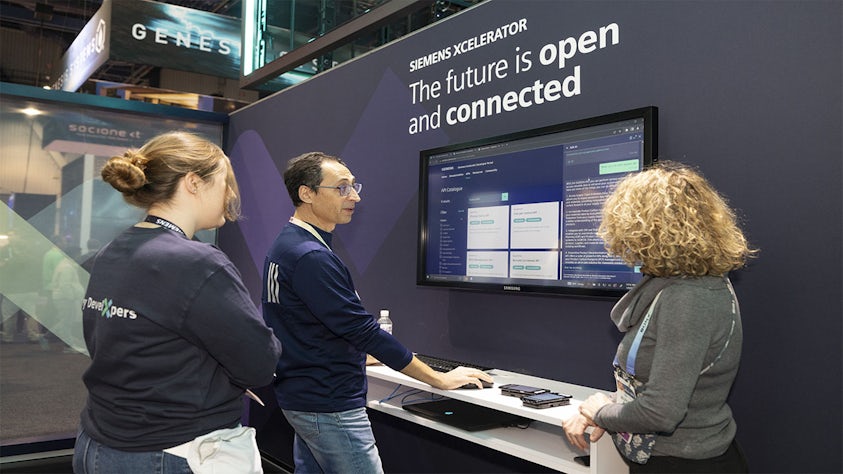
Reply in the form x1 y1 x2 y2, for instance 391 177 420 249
101 131 241 221
598 162 756 277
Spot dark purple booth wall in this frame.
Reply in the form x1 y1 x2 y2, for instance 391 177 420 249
220 1 842 472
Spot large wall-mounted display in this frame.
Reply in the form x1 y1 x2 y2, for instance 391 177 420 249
418 107 657 297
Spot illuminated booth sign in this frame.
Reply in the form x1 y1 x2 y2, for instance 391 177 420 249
37 97 224 157
40 112 215 157
109 0 243 80
53 0 111 92
53 0 299 92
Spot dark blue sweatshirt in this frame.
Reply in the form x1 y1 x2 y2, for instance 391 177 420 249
262 222 413 412
80 226 282 451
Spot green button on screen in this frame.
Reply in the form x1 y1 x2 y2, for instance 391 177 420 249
599 159 639 175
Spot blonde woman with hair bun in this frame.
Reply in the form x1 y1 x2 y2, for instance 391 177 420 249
564 161 755 473
73 132 282 474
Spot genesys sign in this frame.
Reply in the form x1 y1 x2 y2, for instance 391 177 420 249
129 23 236 56
55 0 286 88
109 0 244 79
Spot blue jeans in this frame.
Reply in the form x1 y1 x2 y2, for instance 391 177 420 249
282 407 383 474
73 429 192 474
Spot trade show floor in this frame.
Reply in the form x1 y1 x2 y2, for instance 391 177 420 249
0 336 88 444
0 338 293 473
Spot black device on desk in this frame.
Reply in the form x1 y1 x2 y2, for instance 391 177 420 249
521 392 572 409
414 353 494 389
402 397 528 431
499 384 549 397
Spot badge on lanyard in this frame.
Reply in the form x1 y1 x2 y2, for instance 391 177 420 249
610 290 663 459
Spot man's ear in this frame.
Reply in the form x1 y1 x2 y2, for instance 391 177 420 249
298 185 314 204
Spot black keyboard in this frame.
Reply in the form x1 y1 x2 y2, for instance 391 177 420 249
415 353 493 373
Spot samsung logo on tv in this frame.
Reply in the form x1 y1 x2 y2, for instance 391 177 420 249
503 285 521 292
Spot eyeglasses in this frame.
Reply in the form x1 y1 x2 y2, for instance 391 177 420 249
313 183 362 197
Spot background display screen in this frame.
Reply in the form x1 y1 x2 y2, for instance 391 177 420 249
417 107 658 297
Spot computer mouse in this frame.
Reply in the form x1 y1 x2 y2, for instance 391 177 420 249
458 380 494 389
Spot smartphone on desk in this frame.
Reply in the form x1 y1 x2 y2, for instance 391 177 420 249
499 384 549 397
521 392 572 409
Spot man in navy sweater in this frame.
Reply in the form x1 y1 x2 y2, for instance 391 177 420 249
262 152 491 473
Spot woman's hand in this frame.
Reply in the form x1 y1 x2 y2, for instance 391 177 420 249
564 392 614 451
579 392 613 423
563 413 593 451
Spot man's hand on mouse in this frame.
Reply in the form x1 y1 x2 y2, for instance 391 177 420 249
399 356 493 390
436 366 493 390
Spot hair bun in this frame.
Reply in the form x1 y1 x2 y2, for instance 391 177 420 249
124 150 148 171
101 150 148 193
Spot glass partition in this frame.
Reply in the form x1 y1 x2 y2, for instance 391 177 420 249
0 86 225 451
241 0 485 90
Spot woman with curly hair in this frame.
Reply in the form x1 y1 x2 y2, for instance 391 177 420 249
563 162 755 473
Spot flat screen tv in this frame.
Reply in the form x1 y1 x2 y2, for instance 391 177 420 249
417 106 658 298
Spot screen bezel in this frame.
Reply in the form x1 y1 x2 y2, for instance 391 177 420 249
416 106 658 298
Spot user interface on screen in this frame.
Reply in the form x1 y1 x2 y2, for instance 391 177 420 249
417 107 657 297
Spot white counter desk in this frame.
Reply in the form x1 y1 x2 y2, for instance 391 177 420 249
366 365 629 474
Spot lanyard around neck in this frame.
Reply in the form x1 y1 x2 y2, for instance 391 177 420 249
145 215 186 236
288 217 361 302
615 278 738 377
289 217 330 250
615 290 663 377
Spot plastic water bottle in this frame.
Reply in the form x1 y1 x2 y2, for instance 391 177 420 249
377 309 393 335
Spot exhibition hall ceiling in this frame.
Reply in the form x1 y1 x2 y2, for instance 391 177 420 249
0 0 242 87
0 0 478 92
